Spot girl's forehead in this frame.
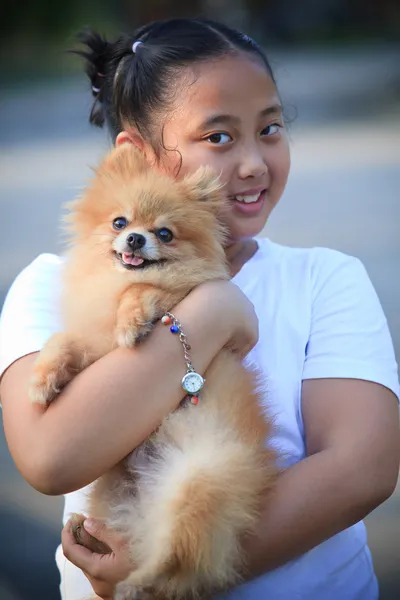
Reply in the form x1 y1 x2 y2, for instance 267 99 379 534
171 55 279 124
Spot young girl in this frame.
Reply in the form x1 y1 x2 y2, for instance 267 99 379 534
0 17 399 600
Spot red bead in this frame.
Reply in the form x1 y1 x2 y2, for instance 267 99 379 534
161 315 171 325
191 396 199 405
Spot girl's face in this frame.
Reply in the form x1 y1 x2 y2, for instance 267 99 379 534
119 54 291 243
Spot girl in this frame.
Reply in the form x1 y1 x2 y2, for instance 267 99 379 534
1 17 399 600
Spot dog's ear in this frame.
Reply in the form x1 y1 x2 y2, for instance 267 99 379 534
96 144 149 180
181 166 225 205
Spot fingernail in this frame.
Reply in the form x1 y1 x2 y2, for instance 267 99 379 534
83 518 95 532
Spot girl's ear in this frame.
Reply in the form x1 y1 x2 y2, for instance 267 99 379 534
116 129 146 153
182 166 225 205
116 129 159 169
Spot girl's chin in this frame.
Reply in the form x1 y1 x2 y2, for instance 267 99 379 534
228 212 271 240
227 219 268 242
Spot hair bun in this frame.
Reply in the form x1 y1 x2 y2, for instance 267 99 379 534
72 28 112 127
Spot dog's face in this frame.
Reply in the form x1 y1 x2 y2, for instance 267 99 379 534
64 145 228 275
112 217 174 272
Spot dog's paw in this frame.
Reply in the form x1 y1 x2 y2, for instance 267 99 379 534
116 322 154 348
70 513 112 555
29 370 62 406
29 362 74 406
114 582 138 600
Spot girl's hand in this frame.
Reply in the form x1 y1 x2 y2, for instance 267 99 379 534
62 518 132 600
186 280 259 358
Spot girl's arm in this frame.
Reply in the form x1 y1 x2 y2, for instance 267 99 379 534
1 280 258 496
243 254 400 575
60 378 399 600
242 378 400 576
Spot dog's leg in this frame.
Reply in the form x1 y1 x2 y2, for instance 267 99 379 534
115 285 172 348
29 332 92 405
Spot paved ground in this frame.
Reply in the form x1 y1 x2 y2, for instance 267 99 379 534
0 45 399 599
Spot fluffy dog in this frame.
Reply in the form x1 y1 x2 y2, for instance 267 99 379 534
29 145 276 599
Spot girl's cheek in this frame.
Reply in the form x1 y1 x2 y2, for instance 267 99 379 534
205 154 234 186
159 139 235 185
158 152 186 179
271 141 291 184
280 135 291 172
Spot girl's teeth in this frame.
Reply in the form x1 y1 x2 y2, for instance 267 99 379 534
235 193 261 204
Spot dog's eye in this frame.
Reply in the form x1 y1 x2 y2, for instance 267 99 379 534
156 228 174 243
113 217 128 230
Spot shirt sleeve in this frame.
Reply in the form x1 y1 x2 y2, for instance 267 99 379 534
0 254 63 380
302 249 400 400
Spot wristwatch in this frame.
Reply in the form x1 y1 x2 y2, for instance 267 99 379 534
181 371 205 395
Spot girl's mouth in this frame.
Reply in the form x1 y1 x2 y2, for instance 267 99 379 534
231 189 267 215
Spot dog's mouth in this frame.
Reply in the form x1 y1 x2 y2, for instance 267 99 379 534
114 251 167 270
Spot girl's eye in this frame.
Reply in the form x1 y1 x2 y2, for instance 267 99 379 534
112 217 128 230
261 124 282 137
205 132 232 145
156 228 174 243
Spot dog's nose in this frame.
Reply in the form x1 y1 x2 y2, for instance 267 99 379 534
126 233 146 250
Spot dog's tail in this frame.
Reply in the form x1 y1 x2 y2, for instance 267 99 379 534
125 414 273 596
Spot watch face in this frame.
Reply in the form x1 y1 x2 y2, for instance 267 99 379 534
182 372 204 394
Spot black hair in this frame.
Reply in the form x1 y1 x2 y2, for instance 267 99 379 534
73 18 278 148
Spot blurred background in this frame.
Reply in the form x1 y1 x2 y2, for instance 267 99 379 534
0 1 399 599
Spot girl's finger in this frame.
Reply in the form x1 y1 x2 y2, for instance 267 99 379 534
71 514 112 554
62 520 123 580
62 520 110 568
62 520 98 569
83 517 116 546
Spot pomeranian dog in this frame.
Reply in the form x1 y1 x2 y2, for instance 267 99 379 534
29 144 276 600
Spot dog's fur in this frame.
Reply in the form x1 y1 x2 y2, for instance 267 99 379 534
30 145 276 600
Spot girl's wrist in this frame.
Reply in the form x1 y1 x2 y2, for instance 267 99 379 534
174 281 234 344
174 280 258 358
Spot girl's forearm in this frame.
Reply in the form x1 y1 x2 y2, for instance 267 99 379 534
243 447 391 578
3 283 237 495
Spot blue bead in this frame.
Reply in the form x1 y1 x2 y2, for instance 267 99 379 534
170 325 179 333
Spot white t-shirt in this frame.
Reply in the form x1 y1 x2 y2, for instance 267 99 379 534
0 238 399 600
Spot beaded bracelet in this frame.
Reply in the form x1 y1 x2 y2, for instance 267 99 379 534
162 312 205 405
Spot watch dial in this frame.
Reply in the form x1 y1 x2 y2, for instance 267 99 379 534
183 373 203 393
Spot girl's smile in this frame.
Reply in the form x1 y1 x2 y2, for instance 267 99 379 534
230 188 268 216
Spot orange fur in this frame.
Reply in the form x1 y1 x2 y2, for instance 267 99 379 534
29 145 277 599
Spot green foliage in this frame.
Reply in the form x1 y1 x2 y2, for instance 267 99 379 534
0 1 121 83
2 0 118 38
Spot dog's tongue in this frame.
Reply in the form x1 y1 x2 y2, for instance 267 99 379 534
123 253 144 266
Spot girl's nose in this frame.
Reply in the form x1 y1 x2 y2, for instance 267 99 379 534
237 148 268 180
